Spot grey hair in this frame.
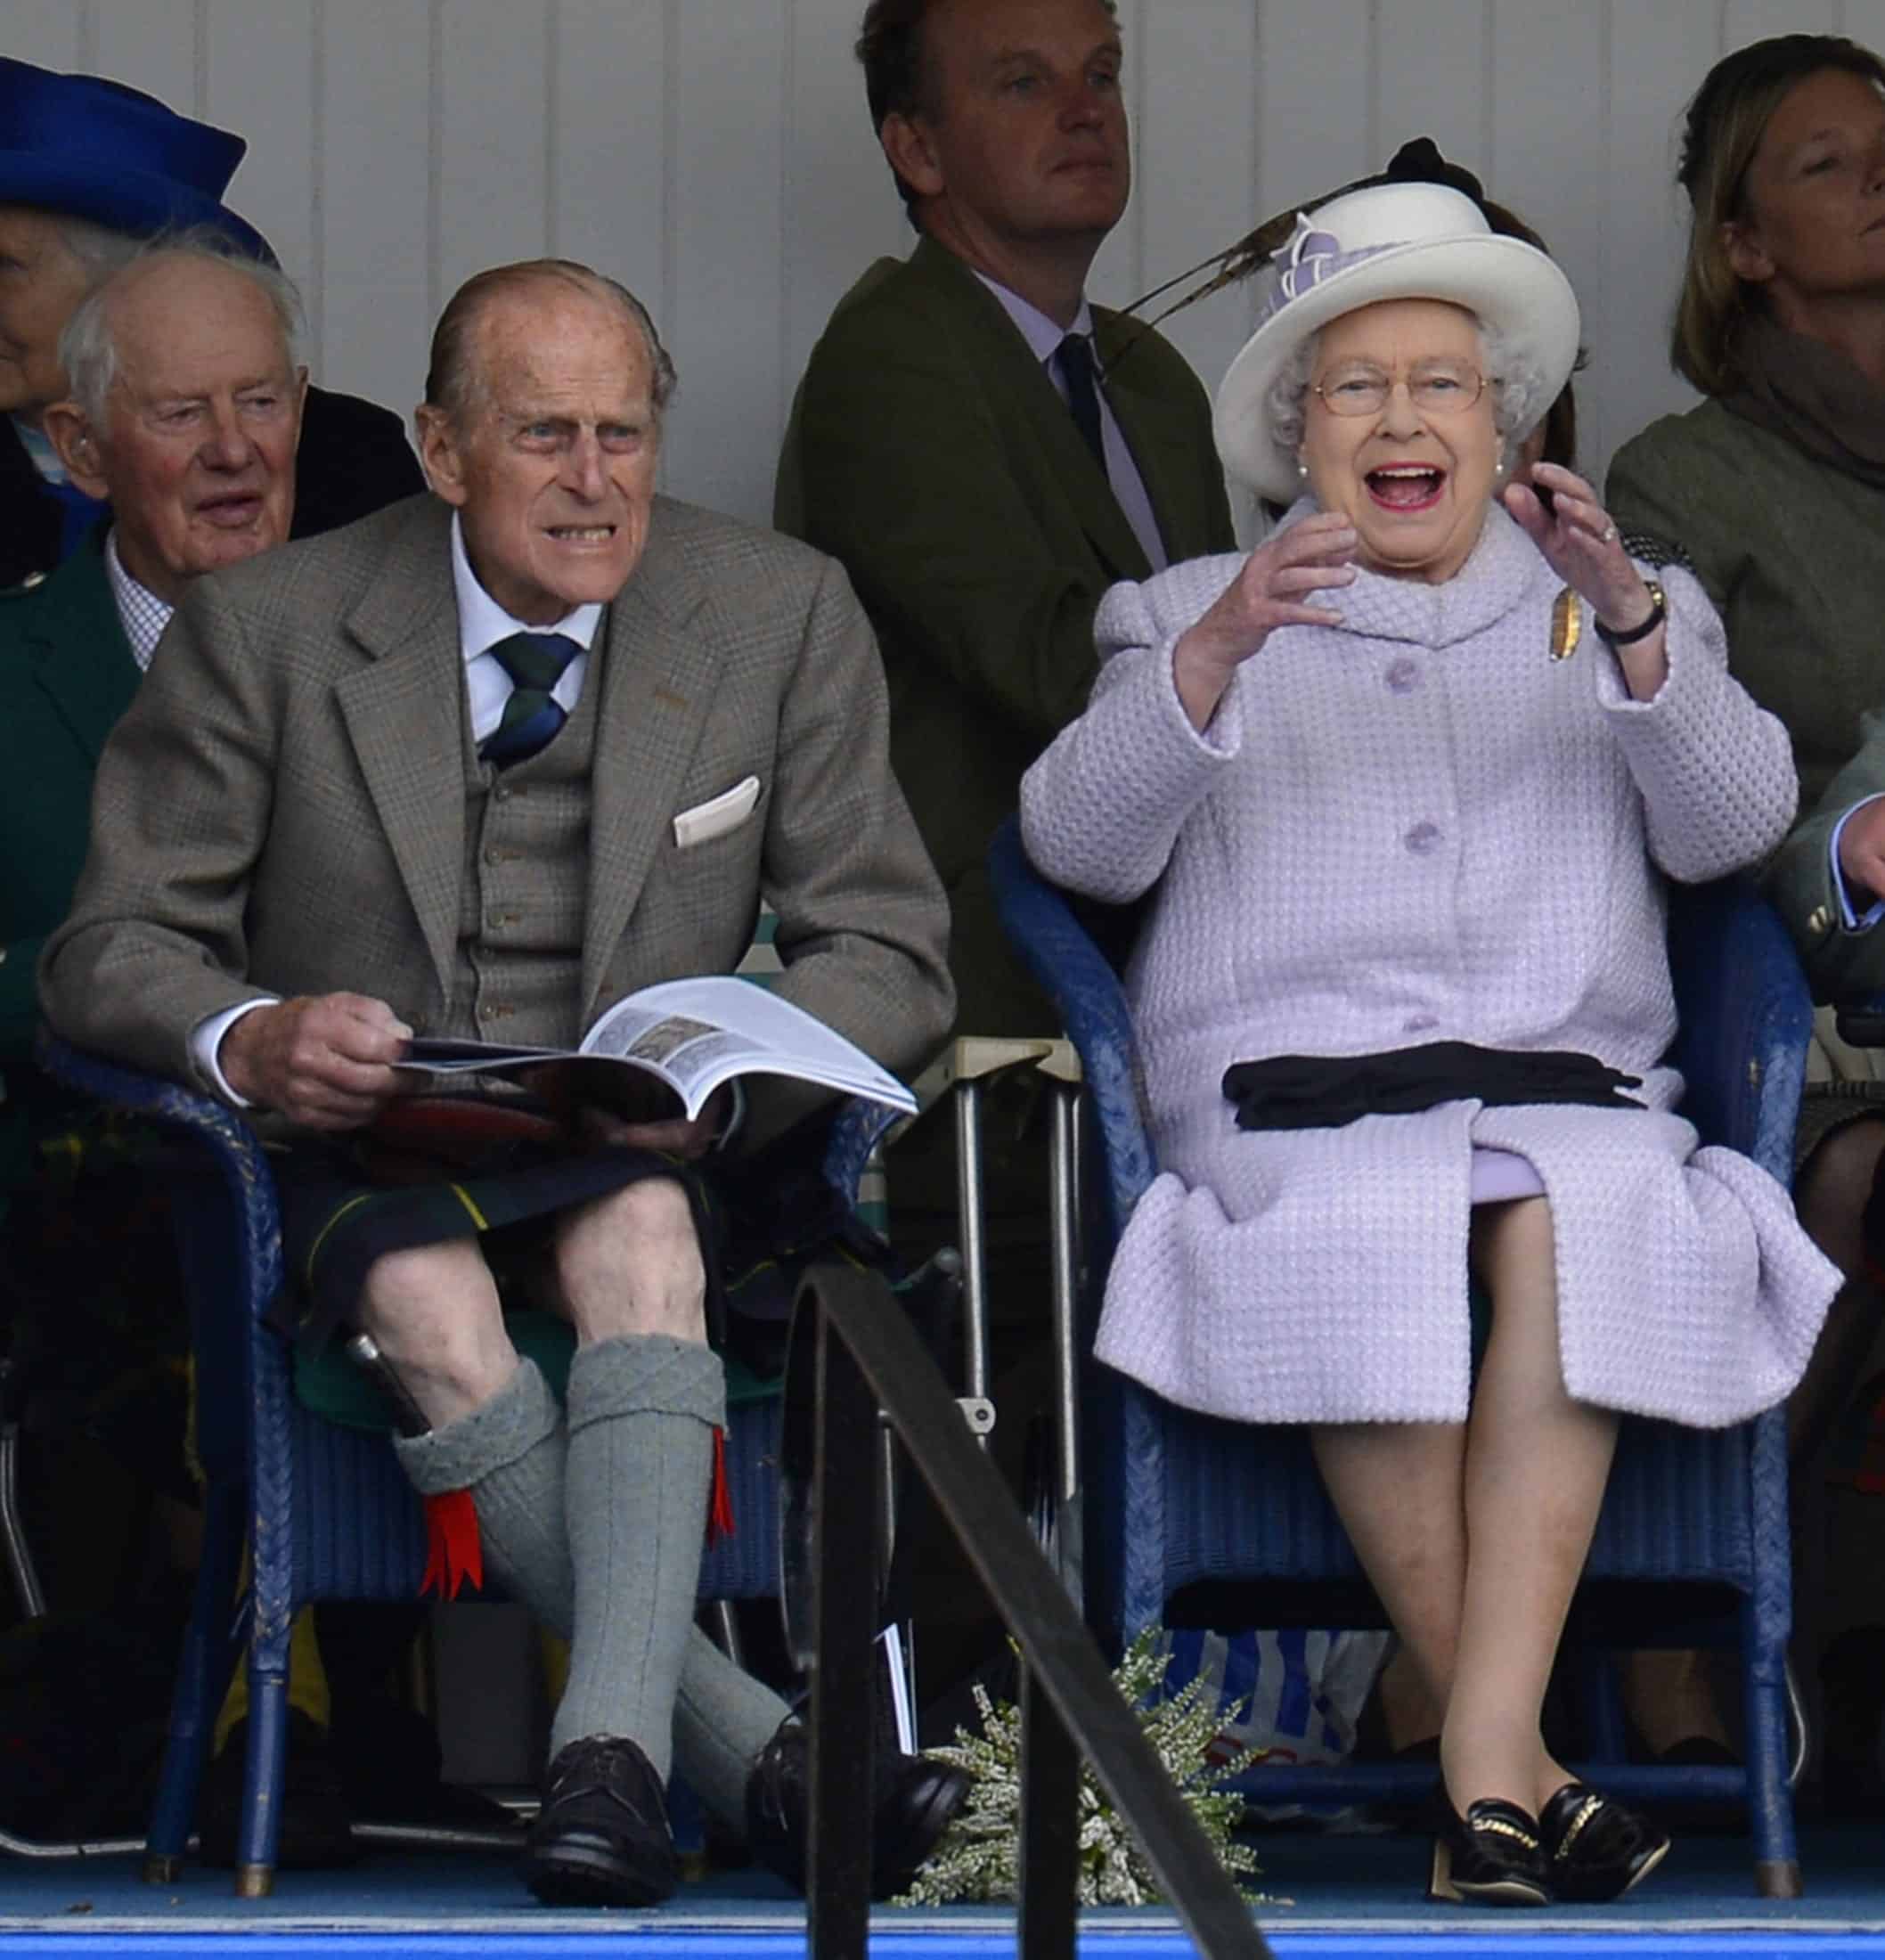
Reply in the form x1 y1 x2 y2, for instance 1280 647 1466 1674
58 226 306 425
53 213 143 280
424 259 678 429
1267 311 1549 473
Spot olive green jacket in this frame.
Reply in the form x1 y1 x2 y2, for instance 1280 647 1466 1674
777 236 1234 1036
0 535 140 1207
1607 397 1885 813
1764 717 1885 1001
1609 399 1885 1000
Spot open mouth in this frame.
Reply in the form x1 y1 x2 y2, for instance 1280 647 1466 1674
1366 464 1446 511
546 524 616 543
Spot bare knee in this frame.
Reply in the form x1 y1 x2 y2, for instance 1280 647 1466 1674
554 1176 707 1343
356 1237 516 1425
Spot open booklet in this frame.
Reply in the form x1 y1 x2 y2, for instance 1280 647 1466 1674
394 975 917 1123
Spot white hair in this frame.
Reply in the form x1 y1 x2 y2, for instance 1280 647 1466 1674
53 213 143 280
58 227 306 425
1266 312 1549 473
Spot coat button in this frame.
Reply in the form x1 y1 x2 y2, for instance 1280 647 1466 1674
1809 905 1832 935
1404 820 1441 854
1385 657 1421 694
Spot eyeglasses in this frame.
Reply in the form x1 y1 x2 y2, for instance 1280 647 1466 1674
1310 358 1495 418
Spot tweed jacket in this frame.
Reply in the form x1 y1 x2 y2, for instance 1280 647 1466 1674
38 494 954 1148
1607 398 1885 813
1020 506 1838 1428
0 533 140 1209
777 235 1236 1037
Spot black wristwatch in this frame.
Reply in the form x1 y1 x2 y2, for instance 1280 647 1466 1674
1595 579 1666 650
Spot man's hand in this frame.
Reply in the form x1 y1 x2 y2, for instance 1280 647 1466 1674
220 992 412 1130
1839 799 1885 911
576 1084 733 1162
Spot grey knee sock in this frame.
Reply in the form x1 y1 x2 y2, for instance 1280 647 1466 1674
393 1360 575 1631
392 1349 787 1807
551 1335 723 1775
673 1627 792 1831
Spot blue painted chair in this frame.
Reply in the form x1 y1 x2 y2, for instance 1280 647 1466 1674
37 1032 894 1896
988 813 1813 1898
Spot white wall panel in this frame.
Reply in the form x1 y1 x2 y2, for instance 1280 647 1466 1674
437 1 551 304
1489 4 1610 461
204 1 316 347
1726 0 1840 40
16 0 1885 518
781 0 908 423
92 0 200 120
317 0 432 435
1133 3 1259 424
1848 2 1885 53
1603 3 1723 486
6 3 86 72
551 3 669 321
665 0 787 520
1374 0 1493 184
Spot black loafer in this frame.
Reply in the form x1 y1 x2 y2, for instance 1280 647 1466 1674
1427 1796 1552 1907
1540 1781 1670 1901
745 1719 969 1899
520 1735 677 1907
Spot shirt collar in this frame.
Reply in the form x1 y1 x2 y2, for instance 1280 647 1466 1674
449 512 604 664
972 270 1098 369
103 528 174 673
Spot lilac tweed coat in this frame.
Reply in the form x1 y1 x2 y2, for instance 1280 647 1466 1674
1020 505 1839 1428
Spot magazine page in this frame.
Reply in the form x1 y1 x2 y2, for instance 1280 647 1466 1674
580 976 917 1117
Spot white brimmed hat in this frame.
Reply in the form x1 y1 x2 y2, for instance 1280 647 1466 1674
1212 181 1580 502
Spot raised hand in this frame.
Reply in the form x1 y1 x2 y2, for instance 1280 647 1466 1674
220 991 412 1130
1172 510 1358 731
1503 462 1667 700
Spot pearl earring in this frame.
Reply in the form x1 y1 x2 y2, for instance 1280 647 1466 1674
1296 459 1310 481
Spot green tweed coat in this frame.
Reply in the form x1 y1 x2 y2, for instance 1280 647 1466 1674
778 236 1235 1037
0 535 140 1210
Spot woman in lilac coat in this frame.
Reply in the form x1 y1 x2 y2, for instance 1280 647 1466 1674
1021 183 1839 1908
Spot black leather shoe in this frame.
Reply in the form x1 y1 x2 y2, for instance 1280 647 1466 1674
1540 1781 1669 1901
745 1719 969 1899
520 1735 677 1907
1426 1797 1551 1907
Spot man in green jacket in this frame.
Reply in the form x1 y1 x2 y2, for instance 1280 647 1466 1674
0 234 305 1215
778 0 1235 1044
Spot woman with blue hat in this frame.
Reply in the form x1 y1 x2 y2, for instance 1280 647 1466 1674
0 55 420 589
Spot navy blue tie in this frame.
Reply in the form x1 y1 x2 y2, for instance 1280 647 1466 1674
480 631 581 767
1056 332 1107 470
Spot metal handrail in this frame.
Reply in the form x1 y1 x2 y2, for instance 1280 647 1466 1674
789 1262 1269 1959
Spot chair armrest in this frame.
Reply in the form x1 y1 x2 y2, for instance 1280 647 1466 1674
1664 880 1814 1182
987 816 1155 1237
820 1097 901 1207
36 1026 274 1182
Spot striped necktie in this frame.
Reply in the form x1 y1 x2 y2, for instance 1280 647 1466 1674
480 631 581 767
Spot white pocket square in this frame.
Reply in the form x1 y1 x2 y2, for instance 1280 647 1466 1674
673 774 762 849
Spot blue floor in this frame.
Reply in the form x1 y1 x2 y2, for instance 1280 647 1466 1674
0 1821 1880 1956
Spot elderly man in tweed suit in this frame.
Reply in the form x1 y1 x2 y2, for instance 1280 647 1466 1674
40 258 963 1908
